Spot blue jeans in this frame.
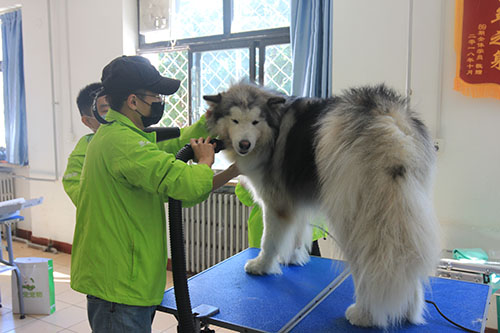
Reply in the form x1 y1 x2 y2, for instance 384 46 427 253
87 295 157 333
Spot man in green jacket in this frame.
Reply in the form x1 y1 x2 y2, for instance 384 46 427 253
62 82 109 205
70 55 239 332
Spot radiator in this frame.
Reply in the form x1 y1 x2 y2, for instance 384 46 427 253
183 191 250 273
0 172 15 201
0 172 16 238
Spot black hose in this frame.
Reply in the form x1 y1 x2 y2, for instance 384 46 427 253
169 139 224 333
168 197 194 333
144 127 181 142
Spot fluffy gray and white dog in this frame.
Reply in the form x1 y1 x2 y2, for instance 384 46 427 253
204 82 440 329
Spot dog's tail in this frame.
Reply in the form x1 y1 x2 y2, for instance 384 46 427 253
315 85 440 328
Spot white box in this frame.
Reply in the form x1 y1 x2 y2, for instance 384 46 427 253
12 257 55 315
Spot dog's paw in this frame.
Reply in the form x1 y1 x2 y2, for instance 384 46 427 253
345 304 373 327
288 247 310 266
407 310 425 326
244 257 282 275
407 299 425 325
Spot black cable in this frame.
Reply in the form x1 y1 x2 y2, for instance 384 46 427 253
425 300 479 333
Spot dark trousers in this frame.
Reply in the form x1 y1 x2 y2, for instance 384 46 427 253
87 295 156 333
310 240 321 257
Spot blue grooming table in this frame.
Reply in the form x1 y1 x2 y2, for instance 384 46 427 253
158 248 491 332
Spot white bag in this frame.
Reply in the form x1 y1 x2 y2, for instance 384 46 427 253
12 257 55 315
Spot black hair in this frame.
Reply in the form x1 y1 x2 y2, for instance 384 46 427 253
76 82 103 117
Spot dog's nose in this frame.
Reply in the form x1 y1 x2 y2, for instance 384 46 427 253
239 140 251 151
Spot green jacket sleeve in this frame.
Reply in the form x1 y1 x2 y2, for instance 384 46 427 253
62 135 92 206
155 115 213 206
156 115 210 154
114 133 214 204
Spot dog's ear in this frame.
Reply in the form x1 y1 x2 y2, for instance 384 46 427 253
267 97 286 108
203 94 222 104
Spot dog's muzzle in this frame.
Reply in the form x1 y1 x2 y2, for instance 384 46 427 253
238 140 251 155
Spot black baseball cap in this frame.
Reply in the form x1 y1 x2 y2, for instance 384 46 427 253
101 55 180 96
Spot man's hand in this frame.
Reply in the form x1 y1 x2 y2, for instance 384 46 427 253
191 137 215 167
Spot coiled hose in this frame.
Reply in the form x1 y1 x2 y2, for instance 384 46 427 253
169 139 225 333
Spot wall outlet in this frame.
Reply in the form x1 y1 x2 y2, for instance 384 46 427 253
434 139 444 153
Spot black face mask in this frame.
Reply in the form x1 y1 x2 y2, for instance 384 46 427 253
135 97 165 128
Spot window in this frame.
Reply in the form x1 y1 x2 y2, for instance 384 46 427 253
139 0 292 169
138 0 292 127
0 22 6 161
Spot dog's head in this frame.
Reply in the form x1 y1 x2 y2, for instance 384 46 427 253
204 83 286 156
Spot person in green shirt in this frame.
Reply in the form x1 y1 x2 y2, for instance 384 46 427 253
62 82 109 206
70 55 239 332
235 181 326 255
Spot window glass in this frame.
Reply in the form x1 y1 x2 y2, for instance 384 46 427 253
265 44 292 95
143 0 223 43
143 51 189 128
232 0 290 33
191 48 249 121
172 0 223 40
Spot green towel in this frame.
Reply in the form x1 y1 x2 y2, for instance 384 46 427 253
452 248 489 261
496 295 499 333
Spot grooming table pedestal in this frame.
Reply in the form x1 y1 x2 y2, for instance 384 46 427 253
158 248 491 332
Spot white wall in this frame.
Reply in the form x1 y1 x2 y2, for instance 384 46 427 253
332 0 410 94
0 0 137 243
436 0 500 259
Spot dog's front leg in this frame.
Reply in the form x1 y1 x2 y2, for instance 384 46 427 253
245 207 290 275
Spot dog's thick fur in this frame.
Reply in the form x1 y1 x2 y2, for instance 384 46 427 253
204 83 440 328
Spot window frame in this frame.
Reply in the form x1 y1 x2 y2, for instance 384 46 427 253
137 0 290 125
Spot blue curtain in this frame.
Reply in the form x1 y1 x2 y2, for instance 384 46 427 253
1 9 28 165
290 0 333 98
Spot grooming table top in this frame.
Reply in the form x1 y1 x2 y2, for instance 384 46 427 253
158 248 491 332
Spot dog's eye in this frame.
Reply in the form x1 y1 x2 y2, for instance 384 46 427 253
232 119 239 124
252 120 259 125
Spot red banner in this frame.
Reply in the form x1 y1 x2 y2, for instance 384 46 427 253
455 0 500 99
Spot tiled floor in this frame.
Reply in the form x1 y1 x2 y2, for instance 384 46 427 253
0 240 235 333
